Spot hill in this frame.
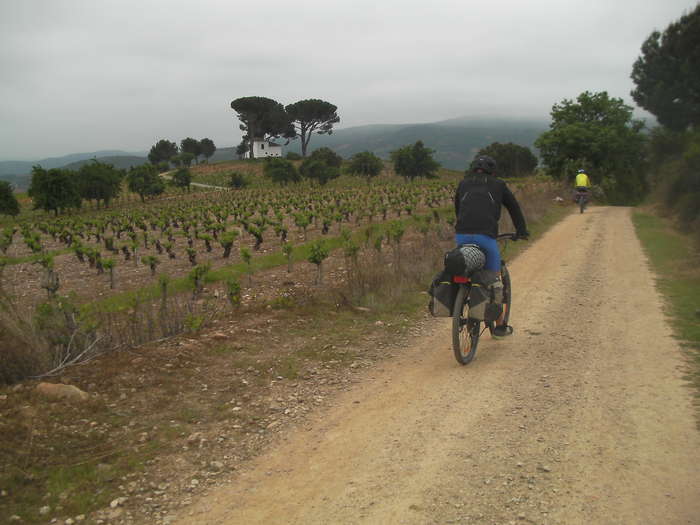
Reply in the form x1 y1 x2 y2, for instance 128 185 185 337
61 156 148 171
285 117 548 170
0 150 147 191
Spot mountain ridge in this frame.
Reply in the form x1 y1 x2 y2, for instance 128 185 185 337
1 117 549 190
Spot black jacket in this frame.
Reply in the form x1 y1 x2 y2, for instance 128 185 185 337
454 174 527 238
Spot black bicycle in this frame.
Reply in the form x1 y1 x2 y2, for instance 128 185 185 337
451 233 517 365
575 189 589 213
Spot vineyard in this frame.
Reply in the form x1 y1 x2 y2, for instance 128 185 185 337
0 162 564 383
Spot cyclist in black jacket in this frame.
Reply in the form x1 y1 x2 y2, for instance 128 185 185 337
454 155 529 337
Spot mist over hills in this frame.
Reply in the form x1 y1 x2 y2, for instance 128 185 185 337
61 156 149 172
286 116 548 170
0 150 147 190
1 117 548 190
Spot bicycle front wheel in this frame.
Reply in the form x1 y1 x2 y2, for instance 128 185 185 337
452 285 480 365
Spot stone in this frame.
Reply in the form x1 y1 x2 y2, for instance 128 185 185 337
39 506 51 515
186 432 203 444
35 383 89 402
110 496 128 508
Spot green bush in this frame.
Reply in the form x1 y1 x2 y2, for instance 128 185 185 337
264 158 300 184
308 147 342 168
228 171 249 189
299 158 340 185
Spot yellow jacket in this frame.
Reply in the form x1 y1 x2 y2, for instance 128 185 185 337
575 173 591 187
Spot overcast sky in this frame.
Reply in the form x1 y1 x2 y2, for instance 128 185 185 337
1 0 696 160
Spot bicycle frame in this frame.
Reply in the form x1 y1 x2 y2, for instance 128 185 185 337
451 233 516 365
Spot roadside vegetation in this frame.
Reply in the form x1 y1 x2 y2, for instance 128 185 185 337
632 5 700 240
633 212 700 405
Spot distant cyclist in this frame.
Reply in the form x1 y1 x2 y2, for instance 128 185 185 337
574 169 591 203
454 155 529 337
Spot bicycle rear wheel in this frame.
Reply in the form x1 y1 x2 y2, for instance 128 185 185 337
452 285 480 365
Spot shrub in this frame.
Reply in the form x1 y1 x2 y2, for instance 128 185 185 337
308 147 342 168
347 151 384 180
264 158 300 184
228 171 249 189
299 158 340 185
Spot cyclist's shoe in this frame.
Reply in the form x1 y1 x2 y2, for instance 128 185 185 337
492 324 514 338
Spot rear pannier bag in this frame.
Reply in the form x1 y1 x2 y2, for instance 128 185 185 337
428 271 457 317
444 244 486 277
467 270 503 322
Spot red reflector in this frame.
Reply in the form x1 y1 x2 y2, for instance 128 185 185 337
452 276 469 283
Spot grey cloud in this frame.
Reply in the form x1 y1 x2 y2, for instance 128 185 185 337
0 0 696 159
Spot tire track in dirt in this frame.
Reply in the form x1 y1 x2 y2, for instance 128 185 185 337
172 206 700 525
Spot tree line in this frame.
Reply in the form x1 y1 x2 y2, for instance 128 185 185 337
0 136 218 217
256 140 528 187
7 160 197 217
148 137 217 170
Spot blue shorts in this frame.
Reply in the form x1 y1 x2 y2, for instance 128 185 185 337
455 234 500 272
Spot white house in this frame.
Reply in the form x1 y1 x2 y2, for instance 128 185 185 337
244 139 282 159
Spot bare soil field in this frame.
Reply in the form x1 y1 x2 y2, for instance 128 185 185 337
170 206 700 525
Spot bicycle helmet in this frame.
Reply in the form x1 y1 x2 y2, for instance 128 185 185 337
471 155 496 174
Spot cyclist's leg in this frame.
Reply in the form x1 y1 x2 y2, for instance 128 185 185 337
466 236 514 337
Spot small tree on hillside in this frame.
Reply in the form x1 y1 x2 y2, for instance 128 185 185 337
236 140 249 159
171 168 192 191
77 159 124 207
347 151 384 181
476 142 538 177
285 99 340 157
176 152 195 167
127 164 165 202
199 138 216 162
391 141 440 180
28 166 82 215
148 139 178 165
0 181 20 216
180 137 202 163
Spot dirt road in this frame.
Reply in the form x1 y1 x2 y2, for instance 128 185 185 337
173 207 700 525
